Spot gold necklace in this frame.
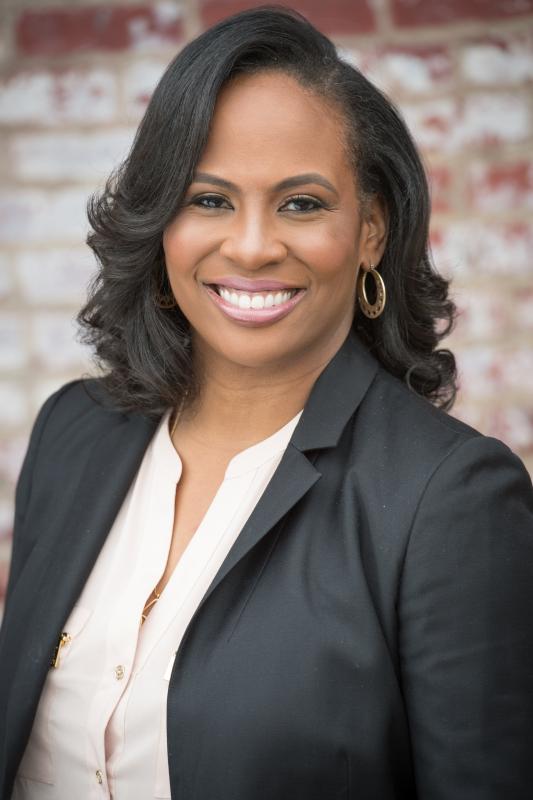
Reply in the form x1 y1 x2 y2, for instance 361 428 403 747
140 396 187 626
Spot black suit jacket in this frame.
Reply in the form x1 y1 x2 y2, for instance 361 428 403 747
1 329 533 800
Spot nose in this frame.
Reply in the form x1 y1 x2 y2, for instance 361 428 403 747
219 208 287 270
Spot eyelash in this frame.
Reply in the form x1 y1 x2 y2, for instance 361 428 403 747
188 193 326 214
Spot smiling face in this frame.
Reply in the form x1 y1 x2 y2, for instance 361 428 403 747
162 70 386 377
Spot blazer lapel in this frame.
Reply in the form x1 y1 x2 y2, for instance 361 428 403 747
196 329 379 608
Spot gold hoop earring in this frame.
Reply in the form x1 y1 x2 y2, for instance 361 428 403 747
155 291 177 309
154 274 177 309
357 263 386 319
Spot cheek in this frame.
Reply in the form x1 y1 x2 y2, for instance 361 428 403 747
296 223 358 280
163 217 209 267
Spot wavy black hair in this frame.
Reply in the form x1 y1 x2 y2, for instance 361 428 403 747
78 4 457 417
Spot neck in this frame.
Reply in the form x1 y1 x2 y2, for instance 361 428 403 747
176 330 348 452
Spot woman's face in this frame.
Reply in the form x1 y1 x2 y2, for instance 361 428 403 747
163 70 386 375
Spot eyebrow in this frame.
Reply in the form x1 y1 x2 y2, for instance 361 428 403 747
192 171 339 197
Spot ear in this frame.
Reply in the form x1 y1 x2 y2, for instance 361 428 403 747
359 194 387 269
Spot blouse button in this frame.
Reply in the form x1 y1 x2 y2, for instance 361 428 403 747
114 664 125 680
95 769 103 784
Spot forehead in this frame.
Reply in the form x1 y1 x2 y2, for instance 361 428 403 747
197 71 352 186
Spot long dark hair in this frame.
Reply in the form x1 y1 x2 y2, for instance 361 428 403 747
78 5 457 417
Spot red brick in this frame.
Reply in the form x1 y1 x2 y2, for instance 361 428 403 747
200 0 376 34
427 165 452 212
16 4 184 57
391 0 533 28
512 288 533 332
466 160 533 212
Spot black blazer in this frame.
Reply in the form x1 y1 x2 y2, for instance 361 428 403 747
1 329 533 800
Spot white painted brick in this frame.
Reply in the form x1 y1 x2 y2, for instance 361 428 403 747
400 98 457 151
366 49 452 95
29 311 91 371
16 247 96 305
31 376 82 417
0 381 29 427
449 399 486 433
487 407 533 453
122 59 167 119
335 47 365 70
0 434 27 486
501 348 533 394
431 222 533 279
456 346 501 397
8 129 135 183
0 503 14 542
402 92 530 152
0 188 89 245
467 159 533 212
0 253 13 301
0 313 27 370
459 92 531 147
0 68 117 126
461 35 533 85
453 286 507 340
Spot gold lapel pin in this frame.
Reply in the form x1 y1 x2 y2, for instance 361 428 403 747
51 632 72 668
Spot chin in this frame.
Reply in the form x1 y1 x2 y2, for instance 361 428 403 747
198 330 303 370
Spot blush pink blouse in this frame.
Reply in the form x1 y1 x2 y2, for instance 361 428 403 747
13 406 303 800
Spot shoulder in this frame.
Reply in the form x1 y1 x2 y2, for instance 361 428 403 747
29 376 142 454
360 362 518 472
34 376 123 428
17 378 133 502
347 363 532 531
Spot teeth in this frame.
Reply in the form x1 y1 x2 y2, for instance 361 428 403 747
217 287 297 309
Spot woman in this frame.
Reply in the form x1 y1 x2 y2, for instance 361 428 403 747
1 6 532 799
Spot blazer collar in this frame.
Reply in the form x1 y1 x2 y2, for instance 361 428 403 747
291 328 379 452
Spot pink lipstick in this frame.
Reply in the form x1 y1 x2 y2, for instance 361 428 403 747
203 283 306 327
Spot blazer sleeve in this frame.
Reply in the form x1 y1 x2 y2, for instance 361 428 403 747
3 380 81 619
398 434 533 800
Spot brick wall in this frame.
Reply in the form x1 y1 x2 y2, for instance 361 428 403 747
1 0 532 604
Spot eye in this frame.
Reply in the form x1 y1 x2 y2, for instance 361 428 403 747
280 195 325 213
190 194 227 209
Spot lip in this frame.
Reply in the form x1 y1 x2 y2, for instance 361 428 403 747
203 277 303 292
203 284 307 327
